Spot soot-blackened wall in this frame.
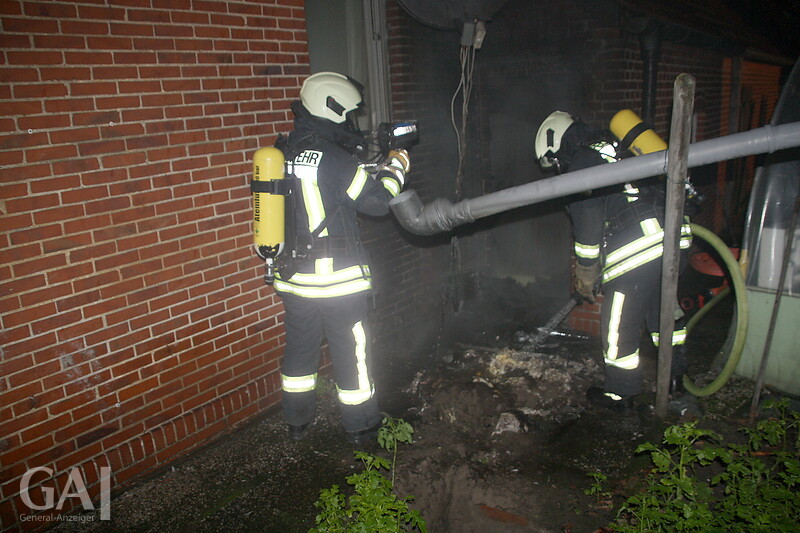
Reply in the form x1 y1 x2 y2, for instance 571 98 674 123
368 0 732 345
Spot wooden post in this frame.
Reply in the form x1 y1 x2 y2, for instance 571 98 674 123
656 73 696 418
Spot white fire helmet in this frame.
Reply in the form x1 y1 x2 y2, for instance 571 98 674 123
299 72 363 124
535 111 575 169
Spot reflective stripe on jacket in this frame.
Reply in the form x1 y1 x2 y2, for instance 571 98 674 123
602 218 692 283
274 136 404 299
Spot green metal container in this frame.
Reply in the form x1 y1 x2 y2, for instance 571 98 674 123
736 59 800 395
738 288 800 395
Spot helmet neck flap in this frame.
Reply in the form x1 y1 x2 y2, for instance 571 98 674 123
290 100 367 159
551 120 595 173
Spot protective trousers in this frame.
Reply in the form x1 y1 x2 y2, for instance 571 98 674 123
600 256 689 397
279 291 380 433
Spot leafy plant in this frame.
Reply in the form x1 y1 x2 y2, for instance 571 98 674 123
378 415 415 487
309 416 427 533
584 471 612 503
711 399 800 532
606 398 800 532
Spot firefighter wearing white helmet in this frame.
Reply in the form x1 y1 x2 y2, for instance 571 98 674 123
534 110 575 171
535 110 619 172
266 72 411 445
300 72 363 124
535 110 692 415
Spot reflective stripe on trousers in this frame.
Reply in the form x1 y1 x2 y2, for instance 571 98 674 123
604 291 640 370
651 327 688 347
336 321 374 405
282 373 317 393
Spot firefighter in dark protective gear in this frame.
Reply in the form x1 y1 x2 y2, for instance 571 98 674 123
263 72 410 444
535 110 692 413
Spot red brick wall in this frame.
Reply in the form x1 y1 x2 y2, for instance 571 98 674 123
0 1 308 529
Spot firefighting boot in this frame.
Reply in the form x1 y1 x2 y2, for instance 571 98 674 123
669 375 686 397
667 375 703 418
346 422 381 447
288 423 309 441
586 387 635 414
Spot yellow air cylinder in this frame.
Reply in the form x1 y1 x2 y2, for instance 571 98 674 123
252 146 285 260
610 109 667 156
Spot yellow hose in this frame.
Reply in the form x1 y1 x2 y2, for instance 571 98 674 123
682 224 748 397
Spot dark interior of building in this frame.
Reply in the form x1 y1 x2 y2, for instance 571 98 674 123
362 0 800 359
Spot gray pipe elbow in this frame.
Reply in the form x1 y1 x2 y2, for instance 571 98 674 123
390 189 474 236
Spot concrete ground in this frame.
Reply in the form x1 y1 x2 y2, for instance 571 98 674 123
50 395 370 533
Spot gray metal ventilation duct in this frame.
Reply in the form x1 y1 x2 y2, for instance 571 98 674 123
390 121 800 235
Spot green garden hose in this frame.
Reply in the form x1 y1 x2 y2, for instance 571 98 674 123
682 224 748 397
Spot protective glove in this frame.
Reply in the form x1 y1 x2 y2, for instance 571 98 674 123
573 261 600 303
379 149 410 196
386 149 410 173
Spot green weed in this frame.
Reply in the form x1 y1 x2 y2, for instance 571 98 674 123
309 416 427 533
595 398 800 532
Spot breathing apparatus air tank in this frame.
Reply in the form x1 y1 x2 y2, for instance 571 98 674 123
610 109 667 156
251 146 286 284
610 108 705 205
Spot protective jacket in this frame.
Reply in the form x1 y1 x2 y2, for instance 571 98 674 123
567 139 692 280
273 116 405 299
273 113 408 434
566 130 691 397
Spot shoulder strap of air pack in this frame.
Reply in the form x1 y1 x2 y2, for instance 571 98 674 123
274 132 342 258
615 121 652 156
275 132 316 161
